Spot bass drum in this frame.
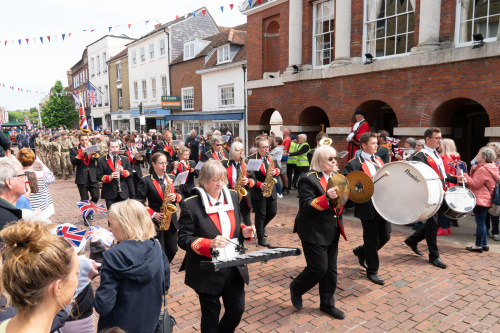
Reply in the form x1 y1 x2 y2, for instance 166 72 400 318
372 161 444 225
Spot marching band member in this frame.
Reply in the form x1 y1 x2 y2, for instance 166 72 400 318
404 128 463 269
97 139 133 209
171 146 198 201
343 132 390 285
177 160 255 333
221 141 256 227
136 152 182 263
204 136 228 161
346 110 370 160
248 137 281 247
290 145 346 319
70 133 100 222
156 130 178 163
123 134 144 199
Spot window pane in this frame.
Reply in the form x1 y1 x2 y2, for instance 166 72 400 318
408 12 415 31
396 34 406 54
376 20 386 38
386 0 396 16
397 0 408 14
386 36 395 55
475 16 488 35
407 32 414 49
316 2 322 19
491 0 500 16
376 38 385 57
397 14 407 34
460 21 473 42
387 16 396 36
489 15 500 38
378 0 386 19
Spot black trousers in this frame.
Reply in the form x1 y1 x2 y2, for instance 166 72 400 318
287 163 299 189
357 215 391 274
240 199 252 227
406 205 444 260
131 172 141 199
155 224 178 263
196 267 245 333
77 181 100 204
105 196 126 210
252 197 277 240
291 233 339 308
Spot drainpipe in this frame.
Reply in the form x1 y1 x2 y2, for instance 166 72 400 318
164 28 172 131
242 64 247 151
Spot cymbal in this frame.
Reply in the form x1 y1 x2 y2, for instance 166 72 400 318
346 171 374 203
327 173 350 209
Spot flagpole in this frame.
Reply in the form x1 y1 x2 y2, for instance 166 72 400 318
37 107 42 127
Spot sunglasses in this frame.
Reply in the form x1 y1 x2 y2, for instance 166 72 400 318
215 144 223 146
327 157 336 161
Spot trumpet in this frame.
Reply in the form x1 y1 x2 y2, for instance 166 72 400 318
319 137 332 146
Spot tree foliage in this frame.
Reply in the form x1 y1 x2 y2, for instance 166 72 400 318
41 80 78 129
7 107 39 125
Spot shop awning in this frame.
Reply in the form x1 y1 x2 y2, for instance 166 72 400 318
131 107 171 117
165 110 244 121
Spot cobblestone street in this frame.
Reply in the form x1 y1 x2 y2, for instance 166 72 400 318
48 177 500 332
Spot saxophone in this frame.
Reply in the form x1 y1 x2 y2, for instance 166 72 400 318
159 175 177 231
262 156 278 198
234 161 248 202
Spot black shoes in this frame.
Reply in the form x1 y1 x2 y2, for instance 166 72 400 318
320 306 346 319
367 273 385 285
352 247 367 269
282 188 290 195
483 245 490 252
404 239 423 256
258 239 271 247
466 246 483 253
289 283 303 310
429 258 447 269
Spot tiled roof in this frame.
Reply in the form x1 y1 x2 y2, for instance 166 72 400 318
107 48 128 63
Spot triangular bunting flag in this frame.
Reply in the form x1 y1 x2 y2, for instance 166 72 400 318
221 6 224 12
108 27 112 32
145 20 149 25
47 36 51 42
26 38 29 45
32 38 36 44
175 15 179 20
193 11 196 17
18 39 21 46
128 24 131 29
248 0 252 7
54 35 58 42
202 9 206 16
69 33 72 37
258 0 261 4
40 37 43 44
230 4 234 10
62 34 65 40
4 41 6 46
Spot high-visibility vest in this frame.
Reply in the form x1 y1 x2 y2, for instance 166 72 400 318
296 142 310 167
287 142 298 165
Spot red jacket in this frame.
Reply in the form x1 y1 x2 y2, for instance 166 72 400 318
442 154 461 189
464 162 499 207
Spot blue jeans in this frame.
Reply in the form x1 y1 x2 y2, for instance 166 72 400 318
485 212 500 235
275 176 282 195
474 205 489 247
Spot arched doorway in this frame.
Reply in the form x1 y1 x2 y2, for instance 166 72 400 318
270 110 283 138
299 106 330 145
355 100 398 136
431 99 490 163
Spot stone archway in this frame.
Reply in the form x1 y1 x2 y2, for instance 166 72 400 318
354 100 399 136
298 106 330 145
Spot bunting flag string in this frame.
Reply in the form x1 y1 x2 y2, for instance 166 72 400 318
0 81 79 97
0 1 248 48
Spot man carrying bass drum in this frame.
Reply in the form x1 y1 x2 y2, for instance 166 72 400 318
403 127 464 269
343 132 390 286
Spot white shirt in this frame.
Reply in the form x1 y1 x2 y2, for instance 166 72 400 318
423 145 446 177
360 151 378 177
207 193 231 238
322 172 331 183
232 162 240 188
347 118 365 142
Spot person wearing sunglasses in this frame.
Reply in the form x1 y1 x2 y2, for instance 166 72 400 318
0 158 27 228
404 127 464 269
205 136 228 161
290 145 346 319
343 132 390 286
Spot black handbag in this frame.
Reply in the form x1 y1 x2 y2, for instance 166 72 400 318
155 261 176 333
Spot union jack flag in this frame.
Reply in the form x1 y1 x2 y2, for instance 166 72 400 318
86 226 115 247
79 93 90 133
394 147 404 154
56 226 87 248
448 158 468 174
77 200 107 217
87 82 97 106
24 114 32 129
386 137 400 146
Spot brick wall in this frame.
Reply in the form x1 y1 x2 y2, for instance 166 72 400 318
170 57 205 112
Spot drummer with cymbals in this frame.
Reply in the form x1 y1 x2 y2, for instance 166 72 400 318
342 132 390 286
403 127 464 269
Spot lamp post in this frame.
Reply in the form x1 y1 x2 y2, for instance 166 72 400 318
138 102 144 133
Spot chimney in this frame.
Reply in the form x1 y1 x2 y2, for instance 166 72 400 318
155 23 162 29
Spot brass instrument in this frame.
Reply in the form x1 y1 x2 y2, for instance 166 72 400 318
159 175 177 231
319 137 332 146
345 171 374 203
325 173 350 209
234 162 248 202
262 157 277 198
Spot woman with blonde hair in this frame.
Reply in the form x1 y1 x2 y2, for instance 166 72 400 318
0 221 79 332
94 199 170 333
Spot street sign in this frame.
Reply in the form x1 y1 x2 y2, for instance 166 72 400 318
162 96 181 110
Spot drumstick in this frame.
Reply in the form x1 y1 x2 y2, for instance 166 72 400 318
205 230 247 252
373 171 390 185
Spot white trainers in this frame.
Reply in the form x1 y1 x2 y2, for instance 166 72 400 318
493 234 499 241
277 194 283 199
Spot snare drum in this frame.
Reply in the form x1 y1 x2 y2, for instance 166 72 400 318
372 161 444 225
443 186 476 219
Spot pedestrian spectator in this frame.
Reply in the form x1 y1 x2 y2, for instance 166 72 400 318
394 137 416 161
0 221 79 332
94 199 170 333
0 157 25 229
270 137 284 198
0 130 11 158
17 148 55 219
463 147 499 253
375 130 391 164
15 171 37 211
485 141 500 240
408 139 424 161
185 130 200 161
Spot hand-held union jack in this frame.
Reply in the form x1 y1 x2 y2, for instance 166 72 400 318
56 226 87 249
77 200 107 217
87 226 115 247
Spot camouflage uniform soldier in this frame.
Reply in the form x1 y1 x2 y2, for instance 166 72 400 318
98 134 108 157
60 131 73 180
42 135 50 168
51 134 62 178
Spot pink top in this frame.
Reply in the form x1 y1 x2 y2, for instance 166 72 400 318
464 162 499 207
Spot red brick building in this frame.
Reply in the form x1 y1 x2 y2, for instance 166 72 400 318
68 49 90 120
241 0 500 164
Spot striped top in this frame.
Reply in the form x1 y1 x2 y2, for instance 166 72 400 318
29 166 55 219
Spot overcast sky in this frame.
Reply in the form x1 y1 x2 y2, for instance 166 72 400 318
0 0 246 111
